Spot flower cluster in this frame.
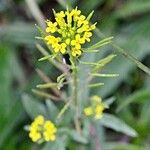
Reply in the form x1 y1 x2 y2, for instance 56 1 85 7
29 115 57 142
84 96 105 119
44 7 96 57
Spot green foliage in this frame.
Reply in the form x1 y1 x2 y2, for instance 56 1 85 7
0 45 24 148
100 113 137 137
22 94 47 119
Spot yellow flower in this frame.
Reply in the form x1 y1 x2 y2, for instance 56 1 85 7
43 121 57 141
56 11 65 18
44 7 96 57
77 23 89 33
84 107 93 116
95 104 105 119
70 8 81 21
46 21 58 33
28 115 57 143
71 34 85 49
60 43 67 54
29 131 41 142
72 48 82 57
91 95 102 103
66 10 73 25
44 35 60 45
84 96 105 120
77 15 86 27
53 43 67 53
83 32 93 42
53 44 61 53
34 115 44 125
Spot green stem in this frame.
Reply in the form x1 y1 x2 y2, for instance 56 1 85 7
70 56 81 133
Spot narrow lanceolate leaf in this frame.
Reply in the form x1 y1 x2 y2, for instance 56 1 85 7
36 83 57 89
38 54 56 61
86 36 113 50
100 113 138 137
88 83 104 88
68 130 88 144
22 94 47 119
93 54 117 72
104 142 143 150
91 73 119 77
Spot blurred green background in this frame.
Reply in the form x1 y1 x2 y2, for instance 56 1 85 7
0 0 150 149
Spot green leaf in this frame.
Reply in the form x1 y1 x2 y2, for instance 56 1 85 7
0 45 24 148
100 113 138 137
0 22 35 45
104 97 116 108
115 1 150 18
104 142 146 150
68 130 88 144
139 102 150 129
22 94 47 119
42 138 66 150
46 100 58 121
117 89 150 112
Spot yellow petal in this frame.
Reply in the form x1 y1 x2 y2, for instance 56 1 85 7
75 34 80 40
75 44 81 49
60 48 66 54
71 40 76 45
72 51 76 57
